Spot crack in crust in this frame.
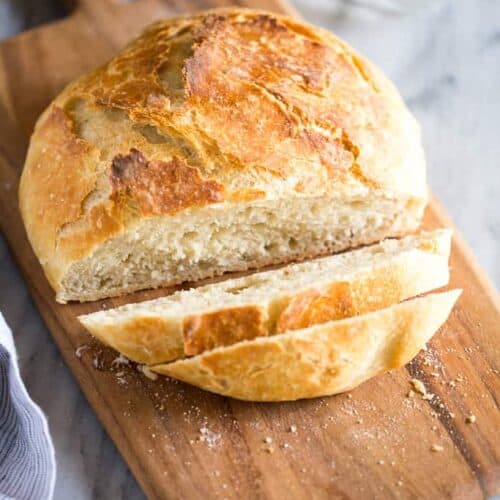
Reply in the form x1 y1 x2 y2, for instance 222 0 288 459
110 148 224 216
183 305 269 356
67 8 393 189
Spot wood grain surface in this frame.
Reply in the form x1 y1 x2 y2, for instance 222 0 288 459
0 0 498 498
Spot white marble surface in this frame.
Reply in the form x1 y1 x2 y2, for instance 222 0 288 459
0 1 498 499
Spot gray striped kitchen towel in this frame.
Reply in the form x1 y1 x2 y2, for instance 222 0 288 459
0 312 55 500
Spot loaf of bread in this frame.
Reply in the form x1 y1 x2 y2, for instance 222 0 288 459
153 290 461 401
79 230 451 364
19 8 427 303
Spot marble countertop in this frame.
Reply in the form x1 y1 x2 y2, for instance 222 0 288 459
0 1 498 499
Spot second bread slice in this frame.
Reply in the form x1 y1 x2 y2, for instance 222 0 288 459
79 230 451 364
152 290 461 401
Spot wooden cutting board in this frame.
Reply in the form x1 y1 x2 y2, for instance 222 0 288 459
0 0 499 498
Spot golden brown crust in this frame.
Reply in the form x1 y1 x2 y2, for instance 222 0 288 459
183 305 268 356
275 267 427 332
97 315 184 364
152 290 461 401
183 13 357 180
18 106 101 287
110 148 224 216
277 282 356 332
20 8 427 298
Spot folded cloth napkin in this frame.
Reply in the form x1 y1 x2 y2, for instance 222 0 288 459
0 313 55 500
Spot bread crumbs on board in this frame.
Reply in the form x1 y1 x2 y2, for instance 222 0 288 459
92 353 103 369
137 364 158 381
431 444 444 452
198 426 221 448
410 379 427 395
75 344 89 358
111 353 130 367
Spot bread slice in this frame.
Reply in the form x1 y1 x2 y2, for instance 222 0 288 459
19 9 427 303
152 290 461 401
79 230 451 364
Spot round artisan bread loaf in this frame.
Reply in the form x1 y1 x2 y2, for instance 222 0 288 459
19 8 427 303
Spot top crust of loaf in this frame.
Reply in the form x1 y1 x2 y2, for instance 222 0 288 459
19 8 426 293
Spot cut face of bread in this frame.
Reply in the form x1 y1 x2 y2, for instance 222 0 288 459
79 230 452 365
58 195 423 303
19 8 427 303
152 290 461 401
